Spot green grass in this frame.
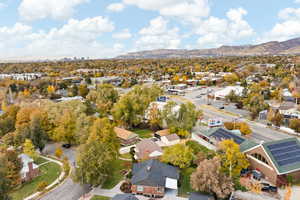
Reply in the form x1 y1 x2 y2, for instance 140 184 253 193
186 140 214 155
178 167 196 197
34 157 48 165
10 162 61 200
91 195 110 200
119 153 132 160
132 128 153 138
102 159 131 189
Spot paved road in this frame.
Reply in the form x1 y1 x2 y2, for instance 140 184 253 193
39 144 91 200
172 92 292 143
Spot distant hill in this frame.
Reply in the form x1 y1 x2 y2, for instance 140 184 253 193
117 37 300 59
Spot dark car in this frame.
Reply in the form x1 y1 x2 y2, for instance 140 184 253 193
240 168 251 177
219 106 225 109
62 144 71 148
261 185 277 193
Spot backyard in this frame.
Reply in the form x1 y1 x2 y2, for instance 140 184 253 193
102 159 131 189
10 161 61 200
132 128 153 138
178 167 196 197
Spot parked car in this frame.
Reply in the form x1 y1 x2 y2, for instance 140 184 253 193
219 106 225 109
62 144 71 148
261 185 277 193
252 170 262 181
196 95 202 98
240 168 251 177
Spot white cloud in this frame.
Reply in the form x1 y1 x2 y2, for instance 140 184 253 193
123 0 210 20
107 3 125 12
112 29 132 39
258 7 300 42
195 8 254 48
135 16 181 50
295 0 300 3
0 17 122 59
19 0 89 21
0 2 7 9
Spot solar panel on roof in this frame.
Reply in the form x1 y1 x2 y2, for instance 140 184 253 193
270 145 299 155
267 140 300 167
211 128 245 144
278 156 300 166
268 141 297 150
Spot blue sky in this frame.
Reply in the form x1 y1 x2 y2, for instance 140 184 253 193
0 0 300 59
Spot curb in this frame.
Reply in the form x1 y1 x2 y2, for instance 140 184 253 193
23 155 70 200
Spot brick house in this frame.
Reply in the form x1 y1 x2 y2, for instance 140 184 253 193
243 138 300 186
197 128 300 186
114 127 139 146
19 154 40 182
131 159 179 198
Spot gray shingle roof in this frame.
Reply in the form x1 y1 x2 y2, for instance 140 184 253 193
112 194 139 200
131 159 179 187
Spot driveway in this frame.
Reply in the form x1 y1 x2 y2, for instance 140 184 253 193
39 143 91 200
91 181 188 200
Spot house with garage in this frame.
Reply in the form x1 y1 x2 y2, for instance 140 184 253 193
243 137 300 186
196 127 257 152
114 127 139 146
135 139 163 160
154 129 170 139
19 153 40 182
131 159 179 197
161 134 180 146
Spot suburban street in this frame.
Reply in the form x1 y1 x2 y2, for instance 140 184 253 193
39 144 91 200
175 89 293 143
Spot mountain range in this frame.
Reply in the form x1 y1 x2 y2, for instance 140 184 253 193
117 37 300 59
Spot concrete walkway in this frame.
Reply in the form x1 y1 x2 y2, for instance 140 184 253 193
24 156 65 200
279 186 300 200
90 181 188 200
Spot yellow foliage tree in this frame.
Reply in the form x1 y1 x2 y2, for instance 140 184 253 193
55 147 63 158
47 85 56 95
218 139 249 178
23 139 38 160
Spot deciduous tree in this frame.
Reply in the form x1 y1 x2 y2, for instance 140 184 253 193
161 144 193 168
191 157 234 199
23 139 38 160
218 140 249 178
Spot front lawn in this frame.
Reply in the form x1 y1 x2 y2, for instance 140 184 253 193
91 195 110 200
132 128 153 138
34 157 48 165
10 162 61 200
119 153 132 160
178 167 196 197
102 159 131 189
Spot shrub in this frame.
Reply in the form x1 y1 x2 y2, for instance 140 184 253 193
120 181 132 193
63 156 70 175
37 181 48 192
55 147 63 158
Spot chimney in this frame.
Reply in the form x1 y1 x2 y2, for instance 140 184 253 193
28 162 33 172
260 140 264 145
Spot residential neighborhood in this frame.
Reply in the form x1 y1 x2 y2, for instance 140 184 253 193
2 1 300 200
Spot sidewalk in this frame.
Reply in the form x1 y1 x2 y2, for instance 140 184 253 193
24 156 65 200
